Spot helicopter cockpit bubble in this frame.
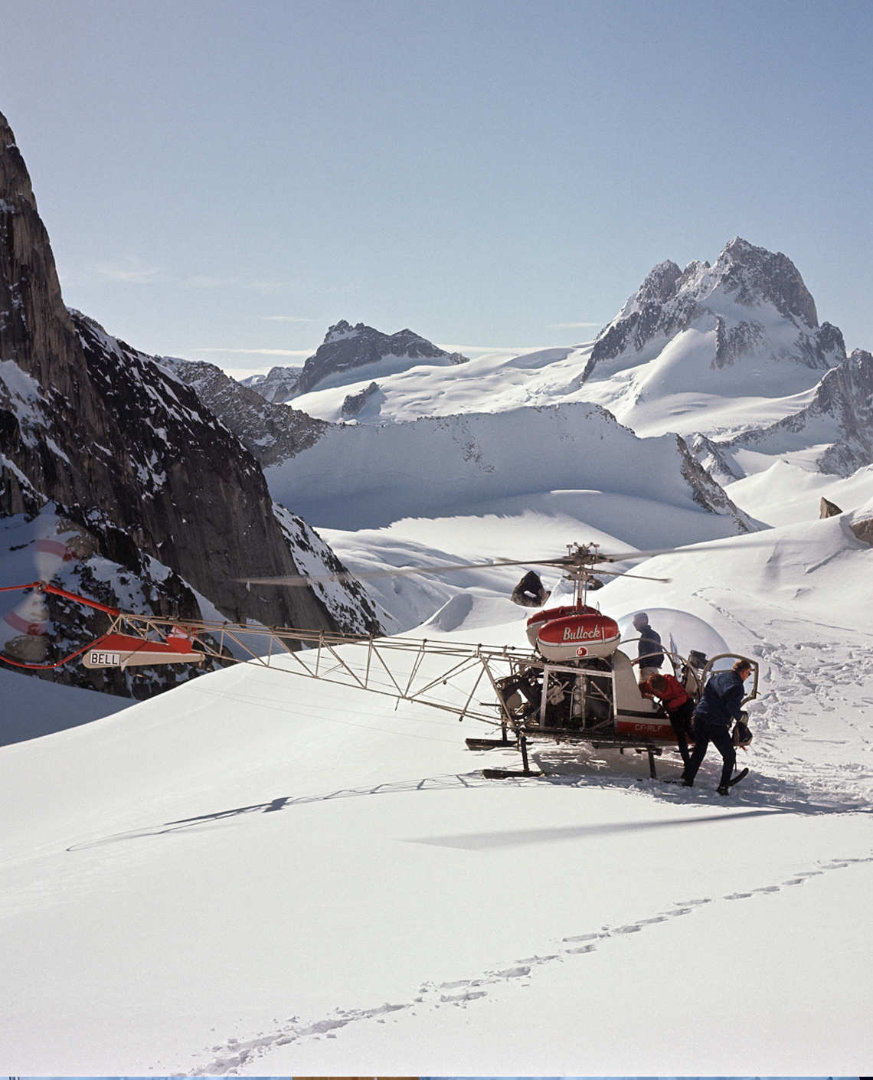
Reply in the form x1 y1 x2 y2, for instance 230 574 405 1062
616 607 730 671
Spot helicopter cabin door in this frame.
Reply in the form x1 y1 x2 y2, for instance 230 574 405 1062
611 649 674 739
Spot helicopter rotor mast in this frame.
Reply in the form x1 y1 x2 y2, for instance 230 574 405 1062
554 542 671 607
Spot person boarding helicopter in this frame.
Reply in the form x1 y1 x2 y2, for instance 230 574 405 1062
682 658 753 794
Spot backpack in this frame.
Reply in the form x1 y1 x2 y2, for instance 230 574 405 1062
732 712 753 748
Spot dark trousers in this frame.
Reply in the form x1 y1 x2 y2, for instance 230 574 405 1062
669 700 695 766
684 717 736 787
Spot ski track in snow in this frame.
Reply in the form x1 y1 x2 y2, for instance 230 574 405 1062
187 851 873 1075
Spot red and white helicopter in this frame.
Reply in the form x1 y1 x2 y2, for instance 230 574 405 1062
1 526 758 780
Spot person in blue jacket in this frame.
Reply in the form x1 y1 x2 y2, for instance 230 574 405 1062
632 611 664 680
682 659 753 794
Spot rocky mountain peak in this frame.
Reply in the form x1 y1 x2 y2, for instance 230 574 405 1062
632 260 683 308
0 112 84 402
591 237 834 371
294 320 468 397
710 236 818 327
324 319 362 343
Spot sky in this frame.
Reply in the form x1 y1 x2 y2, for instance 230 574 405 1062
1 0 872 375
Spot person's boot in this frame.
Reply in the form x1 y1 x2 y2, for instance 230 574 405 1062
717 784 730 796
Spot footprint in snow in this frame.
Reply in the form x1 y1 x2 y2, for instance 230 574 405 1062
440 989 487 1003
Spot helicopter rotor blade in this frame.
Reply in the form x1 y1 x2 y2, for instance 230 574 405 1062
587 566 672 583
240 557 548 588
241 533 771 589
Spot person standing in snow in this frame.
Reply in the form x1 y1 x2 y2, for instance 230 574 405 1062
682 659 753 795
633 611 663 681
640 671 694 767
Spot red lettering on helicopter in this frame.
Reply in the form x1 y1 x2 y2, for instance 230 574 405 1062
562 625 604 642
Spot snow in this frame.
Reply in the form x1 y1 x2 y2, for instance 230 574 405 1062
2 493 873 1074
265 404 748 536
3 255 873 1074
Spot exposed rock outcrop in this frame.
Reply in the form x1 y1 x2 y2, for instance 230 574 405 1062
341 381 380 419
240 364 303 403
294 320 468 397
159 355 327 467
714 349 873 477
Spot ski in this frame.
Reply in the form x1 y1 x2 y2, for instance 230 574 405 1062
729 766 749 787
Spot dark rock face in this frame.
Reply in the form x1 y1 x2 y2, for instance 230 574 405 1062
713 237 818 326
341 381 380 419
590 237 838 371
851 515 873 545
815 349 873 474
159 356 327 467
295 320 468 396
0 109 379 689
675 437 756 530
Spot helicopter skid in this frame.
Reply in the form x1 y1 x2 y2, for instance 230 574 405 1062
465 736 514 750
482 767 544 779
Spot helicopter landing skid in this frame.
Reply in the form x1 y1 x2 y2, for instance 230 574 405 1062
482 767 544 779
465 736 513 750
474 735 542 779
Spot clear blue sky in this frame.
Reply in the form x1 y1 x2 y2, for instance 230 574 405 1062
2 0 871 373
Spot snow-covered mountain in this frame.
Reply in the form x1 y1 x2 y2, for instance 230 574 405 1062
240 362 304 402
706 346 873 478
244 319 470 405
208 238 870 540
265 401 755 537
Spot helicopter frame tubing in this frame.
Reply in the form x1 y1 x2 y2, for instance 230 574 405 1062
93 608 535 728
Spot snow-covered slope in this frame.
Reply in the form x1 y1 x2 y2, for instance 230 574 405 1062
265 401 755 537
2 511 872 1075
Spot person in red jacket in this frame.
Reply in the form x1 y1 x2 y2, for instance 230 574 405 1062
640 671 694 767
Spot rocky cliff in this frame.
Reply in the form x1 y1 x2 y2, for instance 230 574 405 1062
159 355 327 467
0 110 379 689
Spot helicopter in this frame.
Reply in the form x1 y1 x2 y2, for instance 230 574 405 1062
1 527 759 781
398 540 760 779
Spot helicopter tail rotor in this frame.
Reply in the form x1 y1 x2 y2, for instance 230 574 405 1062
1 516 98 665
0 587 51 663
